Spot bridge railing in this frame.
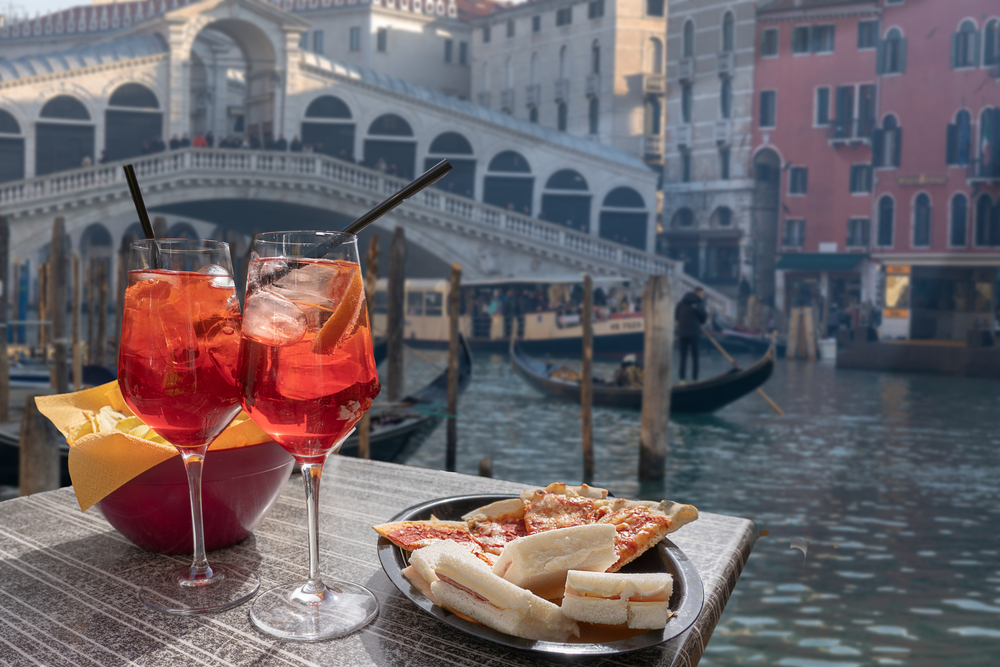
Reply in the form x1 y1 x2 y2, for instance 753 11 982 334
0 148 733 317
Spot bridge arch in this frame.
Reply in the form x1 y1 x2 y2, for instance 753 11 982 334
540 169 591 234
599 186 648 250
483 150 534 215
104 83 162 162
0 108 25 183
364 114 416 178
302 94 356 159
37 94 95 175
425 131 475 198
168 222 201 240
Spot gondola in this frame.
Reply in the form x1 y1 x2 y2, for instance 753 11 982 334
338 333 473 461
709 325 787 358
511 340 774 414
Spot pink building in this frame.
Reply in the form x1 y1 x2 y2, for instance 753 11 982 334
751 0 1000 341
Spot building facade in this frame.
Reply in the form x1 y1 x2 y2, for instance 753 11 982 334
662 0 757 299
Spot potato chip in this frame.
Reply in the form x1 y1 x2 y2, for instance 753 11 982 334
115 417 145 433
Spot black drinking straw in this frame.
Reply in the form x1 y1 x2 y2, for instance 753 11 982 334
123 164 161 268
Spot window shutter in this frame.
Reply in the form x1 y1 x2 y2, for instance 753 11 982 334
876 40 885 74
899 38 908 72
973 30 982 67
951 33 959 68
946 123 958 164
893 127 902 167
872 128 885 166
865 166 873 192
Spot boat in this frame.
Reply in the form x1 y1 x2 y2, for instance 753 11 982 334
338 333 473 461
709 323 787 358
510 340 775 414
8 362 118 389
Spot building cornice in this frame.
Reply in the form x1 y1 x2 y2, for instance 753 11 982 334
0 53 166 92
870 253 1000 266
757 6 879 23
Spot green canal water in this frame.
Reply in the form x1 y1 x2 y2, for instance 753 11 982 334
392 347 1000 666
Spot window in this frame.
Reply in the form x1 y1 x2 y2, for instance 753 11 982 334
507 19 515 38
459 41 468 65
719 147 731 180
407 291 425 316
425 292 444 317
299 32 308 50
783 219 805 248
377 28 388 52
589 98 599 135
592 41 600 74
529 106 539 123
533 15 541 32
313 30 324 54
878 28 907 74
952 20 979 68
950 193 969 246
760 28 778 57
815 87 830 125
445 39 453 63
483 24 491 43
789 166 808 194
722 12 734 52
858 20 878 49
850 164 872 193
913 193 931 247
716 207 733 227
647 0 664 18
558 102 568 131
877 196 894 246
986 20 1000 66
811 25 835 53
720 78 732 119
349 26 361 51
946 110 973 165
683 20 695 58
792 26 810 54
847 218 870 247
975 194 996 246
588 0 604 19
681 150 691 183
759 90 776 128
556 7 573 27
681 83 693 124
873 114 902 168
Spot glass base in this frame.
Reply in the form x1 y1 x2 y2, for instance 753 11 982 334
250 580 379 641
139 563 260 615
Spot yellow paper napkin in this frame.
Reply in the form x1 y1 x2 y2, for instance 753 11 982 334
35 381 270 512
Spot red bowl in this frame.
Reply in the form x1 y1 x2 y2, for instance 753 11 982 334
96 441 295 554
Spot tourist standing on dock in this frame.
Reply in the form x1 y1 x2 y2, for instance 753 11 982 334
676 287 707 383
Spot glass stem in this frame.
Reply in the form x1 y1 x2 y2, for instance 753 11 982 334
300 462 326 595
180 445 214 583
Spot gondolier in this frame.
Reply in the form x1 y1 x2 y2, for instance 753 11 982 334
675 288 708 383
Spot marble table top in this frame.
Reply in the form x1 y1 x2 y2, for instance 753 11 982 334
0 457 756 666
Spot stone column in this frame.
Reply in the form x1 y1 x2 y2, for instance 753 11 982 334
167 26 192 140
211 46 231 139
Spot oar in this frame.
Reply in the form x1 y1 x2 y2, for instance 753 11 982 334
701 326 785 417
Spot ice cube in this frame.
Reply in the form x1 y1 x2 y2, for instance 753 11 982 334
199 263 235 289
242 289 307 347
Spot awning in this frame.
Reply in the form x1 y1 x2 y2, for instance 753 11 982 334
776 253 866 272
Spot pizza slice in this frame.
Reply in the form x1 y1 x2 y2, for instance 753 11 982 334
521 490 597 535
462 498 527 555
594 500 699 572
372 517 498 567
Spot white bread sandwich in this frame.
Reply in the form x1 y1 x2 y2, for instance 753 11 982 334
561 570 674 630
403 539 490 605
426 546 580 642
491 524 618 599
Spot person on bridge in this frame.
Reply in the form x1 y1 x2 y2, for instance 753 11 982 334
274 135 288 151
675 287 708 384
205 131 214 148
290 136 303 152
192 133 208 148
169 134 181 150
180 133 191 148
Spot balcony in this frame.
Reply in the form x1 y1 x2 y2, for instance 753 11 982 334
717 52 734 77
643 134 664 157
525 84 541 107
678 58 693 82
827 117 875 147
477 91 491 108
586 73 601 97
642 73 666 95
673 125 692 148
714 120 731 145
554 78 570 102
500 88 515 110
967 157 1000 184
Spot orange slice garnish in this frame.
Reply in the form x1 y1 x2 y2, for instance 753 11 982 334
311 264 365 355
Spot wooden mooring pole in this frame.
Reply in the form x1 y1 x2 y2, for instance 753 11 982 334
152 216 168 240
445 263 461 472
581 274 594 484
357 235 380 460
114 234 132 358
0 216 9 423
72 253 83 390
386 227 406 402
37 262 48 351
96 259 108 366
639 275 673 480
49 217 69 394
19 395 60 495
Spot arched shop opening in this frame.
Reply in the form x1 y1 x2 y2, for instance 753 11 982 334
483 150 534 215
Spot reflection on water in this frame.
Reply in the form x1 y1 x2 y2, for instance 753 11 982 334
386 347 1000 666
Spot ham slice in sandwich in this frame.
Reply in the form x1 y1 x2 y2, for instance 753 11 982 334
561 570 674 630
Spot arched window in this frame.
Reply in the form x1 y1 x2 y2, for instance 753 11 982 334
368 114 413 136
588 98 599 135
303 95 356 160
979 108 1000 178
722 12 735 53
913 193 931 247
985 19 1000 66
711 206 733 227
720 78 732 119
529 107 539 123
559 45 568 79
591 40 600 74
600 187 647 250
504 57 513 88
482 62 490 92
950 193 968 247
0 109 24 183
37 95 94 176
974 194 997 246
484 151 533 214
671 208 694 228
952 20 979 68
880 28 906 74
947 109 973 166
643 97 661 136
558 102 568 131
426 132 475 197
681 83 693 124
877 195 894 247
105 83 162 162
874 114 901 168
167 222 200 241
365 114 416 178
683 20 695 58
648 38 664 74
530 52 538 84
541 169 591 233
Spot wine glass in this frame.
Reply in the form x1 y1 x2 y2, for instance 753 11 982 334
118 238 260 614
238 230 381 641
